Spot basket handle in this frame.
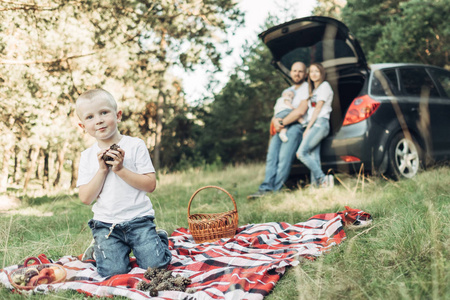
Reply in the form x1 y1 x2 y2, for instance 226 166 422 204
24 256 41 267
187 186 237 217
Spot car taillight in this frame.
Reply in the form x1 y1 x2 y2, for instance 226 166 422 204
340 156 361 162
343 95 380 126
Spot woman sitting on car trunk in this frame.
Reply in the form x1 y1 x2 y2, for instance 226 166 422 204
296 63 334 188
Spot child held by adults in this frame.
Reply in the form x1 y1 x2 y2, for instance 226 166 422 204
76 88 172 277
273 88 296 143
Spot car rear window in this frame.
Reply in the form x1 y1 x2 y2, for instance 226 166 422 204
427 68 450 98
399 67 440 98
280 40 356 67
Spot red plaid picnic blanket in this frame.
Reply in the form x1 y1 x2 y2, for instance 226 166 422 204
0 207 371 299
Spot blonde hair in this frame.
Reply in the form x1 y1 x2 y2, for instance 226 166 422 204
76 88 117 118
308 63 326 97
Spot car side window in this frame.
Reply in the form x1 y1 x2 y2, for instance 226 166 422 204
399 67 440 98
370 69 398 96
384 69 399 90
427 68 450 98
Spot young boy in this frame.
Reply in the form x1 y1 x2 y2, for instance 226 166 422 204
273 88 296 142
76 88 171 277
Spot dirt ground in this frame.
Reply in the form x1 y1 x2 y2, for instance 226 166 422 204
0 195 53 216
0 195 21 211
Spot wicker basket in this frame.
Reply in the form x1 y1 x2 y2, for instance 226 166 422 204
7 257 67 291
188 186 239 244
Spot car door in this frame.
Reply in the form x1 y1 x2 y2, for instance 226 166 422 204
426 67 450 159
397 66 449 160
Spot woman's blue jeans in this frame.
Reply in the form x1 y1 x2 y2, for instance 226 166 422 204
296 118 330 186
88 215 172 277
259 123 304 192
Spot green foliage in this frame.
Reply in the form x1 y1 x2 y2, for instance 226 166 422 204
313 0 346 18
159 108 205 171
342 0 406 57
371 0 450 66
342 0 449 67
196 19 291 164
0 0 244 191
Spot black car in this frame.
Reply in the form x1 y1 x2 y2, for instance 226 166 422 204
259 16 450 181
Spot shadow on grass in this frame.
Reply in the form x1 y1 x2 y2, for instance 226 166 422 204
19 193 79 207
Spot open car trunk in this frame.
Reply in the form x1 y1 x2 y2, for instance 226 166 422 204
259 16 369 133
327 68 366 133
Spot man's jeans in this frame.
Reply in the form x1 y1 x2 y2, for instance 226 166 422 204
296 117 330 186
259 123 303 192
88 215 172 277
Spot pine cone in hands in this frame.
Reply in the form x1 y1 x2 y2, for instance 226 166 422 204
102 144 120 162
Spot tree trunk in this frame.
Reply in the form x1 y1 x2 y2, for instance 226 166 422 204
53 141 68 187
36 149 45 180
0 130 15 193
13 145 21 184
23 146 40 190
154 91 164 170
153 28 168 171
0 145 13 193
42 148 49 190
70 154 80 189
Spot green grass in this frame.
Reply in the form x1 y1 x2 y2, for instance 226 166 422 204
1 163 449 299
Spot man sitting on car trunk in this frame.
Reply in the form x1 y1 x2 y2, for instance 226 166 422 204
248 61 309 199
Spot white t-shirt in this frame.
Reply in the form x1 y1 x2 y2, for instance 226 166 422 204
77 135 156 223
306 81 334 121
291 81 309 108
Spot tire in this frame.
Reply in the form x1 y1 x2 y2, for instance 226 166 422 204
387 132 422 180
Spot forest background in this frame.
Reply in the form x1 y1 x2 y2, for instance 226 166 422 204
0 0 449 194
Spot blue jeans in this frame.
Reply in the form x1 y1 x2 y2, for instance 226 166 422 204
296 117 330 186
88 215 172 277
275 109 292 120
259 123 304 192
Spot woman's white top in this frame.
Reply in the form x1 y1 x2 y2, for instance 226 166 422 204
306 81 334 121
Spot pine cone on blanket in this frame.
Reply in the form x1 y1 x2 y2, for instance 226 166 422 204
102 144 120 162
172 274 191 288
162 270 173 280
156 281 173 291
143 266 160 280
149 288 159 297
137 267 194 294
136 280 151 291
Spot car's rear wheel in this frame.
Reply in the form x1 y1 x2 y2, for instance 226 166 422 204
387 132 422 179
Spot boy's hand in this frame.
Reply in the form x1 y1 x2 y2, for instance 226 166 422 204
97 149 110 171
105 148 125 172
